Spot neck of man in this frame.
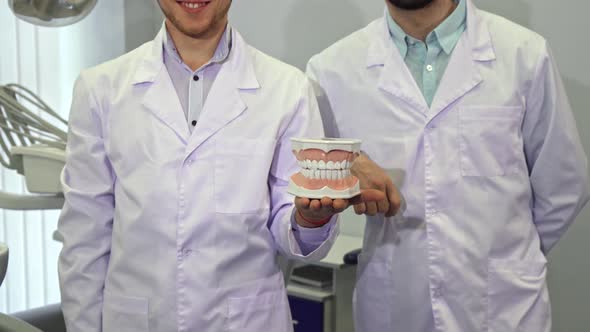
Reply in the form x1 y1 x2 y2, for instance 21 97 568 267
387 0 457 41
165 18 228 71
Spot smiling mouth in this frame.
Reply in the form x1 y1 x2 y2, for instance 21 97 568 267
176 1 211 11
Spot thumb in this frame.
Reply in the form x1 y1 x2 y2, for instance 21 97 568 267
348 189 386 205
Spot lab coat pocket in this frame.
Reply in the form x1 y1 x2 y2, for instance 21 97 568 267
353 256 392 332
460 106 524 177
215 137 276 214
227 289 291 332
102 292 149 332
487 258 550 332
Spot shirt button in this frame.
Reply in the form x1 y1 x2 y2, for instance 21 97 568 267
426 65 434 72
191 120 197 126
193 75 199 81
433 285 444 298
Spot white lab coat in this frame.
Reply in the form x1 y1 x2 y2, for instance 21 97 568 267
307 1 589 331
58 27 338 332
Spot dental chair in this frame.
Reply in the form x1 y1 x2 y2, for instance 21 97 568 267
0 243 43 332
0 84 67 332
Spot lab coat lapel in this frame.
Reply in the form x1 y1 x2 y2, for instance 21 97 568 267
142 69 190 142
428 0 496 121
185 30 260 157
368 17 429 113
132 27 190 143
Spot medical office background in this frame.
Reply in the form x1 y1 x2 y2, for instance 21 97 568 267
0 1 588 331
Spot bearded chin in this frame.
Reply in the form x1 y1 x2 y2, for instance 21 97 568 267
387 0 436 10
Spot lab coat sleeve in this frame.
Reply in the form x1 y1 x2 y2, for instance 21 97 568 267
522 43 590 254
57 73 115 332
268 77 339 262
306 58 340 138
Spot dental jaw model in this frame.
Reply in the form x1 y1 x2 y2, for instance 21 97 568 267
288 138 361 199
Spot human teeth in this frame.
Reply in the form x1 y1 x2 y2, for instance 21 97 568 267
318 160 326 170
334 161 340 170
326 161 334 170
340 160 347 169
312 160 318 170
327 170 333 180
321 170 326 179
314 170 321 179
306 160 312 169
183 2 207 9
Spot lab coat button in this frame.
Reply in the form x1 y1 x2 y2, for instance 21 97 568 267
193 75 199 81
191 120 197 126
426 65 434 72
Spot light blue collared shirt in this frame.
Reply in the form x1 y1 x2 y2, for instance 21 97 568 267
387 0 466 106
163 25 232 131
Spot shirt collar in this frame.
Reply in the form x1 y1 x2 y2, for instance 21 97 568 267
434 0 466 54
387 0 466 56
163 23 233 71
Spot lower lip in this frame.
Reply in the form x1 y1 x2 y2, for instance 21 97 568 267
177 1 210 14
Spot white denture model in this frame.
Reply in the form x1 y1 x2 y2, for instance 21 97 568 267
288 138 362 199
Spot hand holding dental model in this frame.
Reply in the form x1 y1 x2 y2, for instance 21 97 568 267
289 138 387 227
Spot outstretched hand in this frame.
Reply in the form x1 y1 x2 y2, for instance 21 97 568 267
294 189 386 228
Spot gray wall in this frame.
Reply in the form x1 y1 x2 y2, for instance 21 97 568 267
130 1 590 331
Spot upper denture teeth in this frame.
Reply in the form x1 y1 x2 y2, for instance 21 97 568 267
334 161 341 170
312 160 318 170
318 160 326 169
326 161 334 170
306 160 312 169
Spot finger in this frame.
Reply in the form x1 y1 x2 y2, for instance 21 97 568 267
348 189 386 205
332 199 348 211
385 182 402 218
309 199 322 211
365 202 378 216
377 199 389 214
295 197 311 210
354 203 366 215
320 196 333 209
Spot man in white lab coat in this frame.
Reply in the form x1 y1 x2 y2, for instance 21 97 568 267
57 1 384 331
307 0 589 331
